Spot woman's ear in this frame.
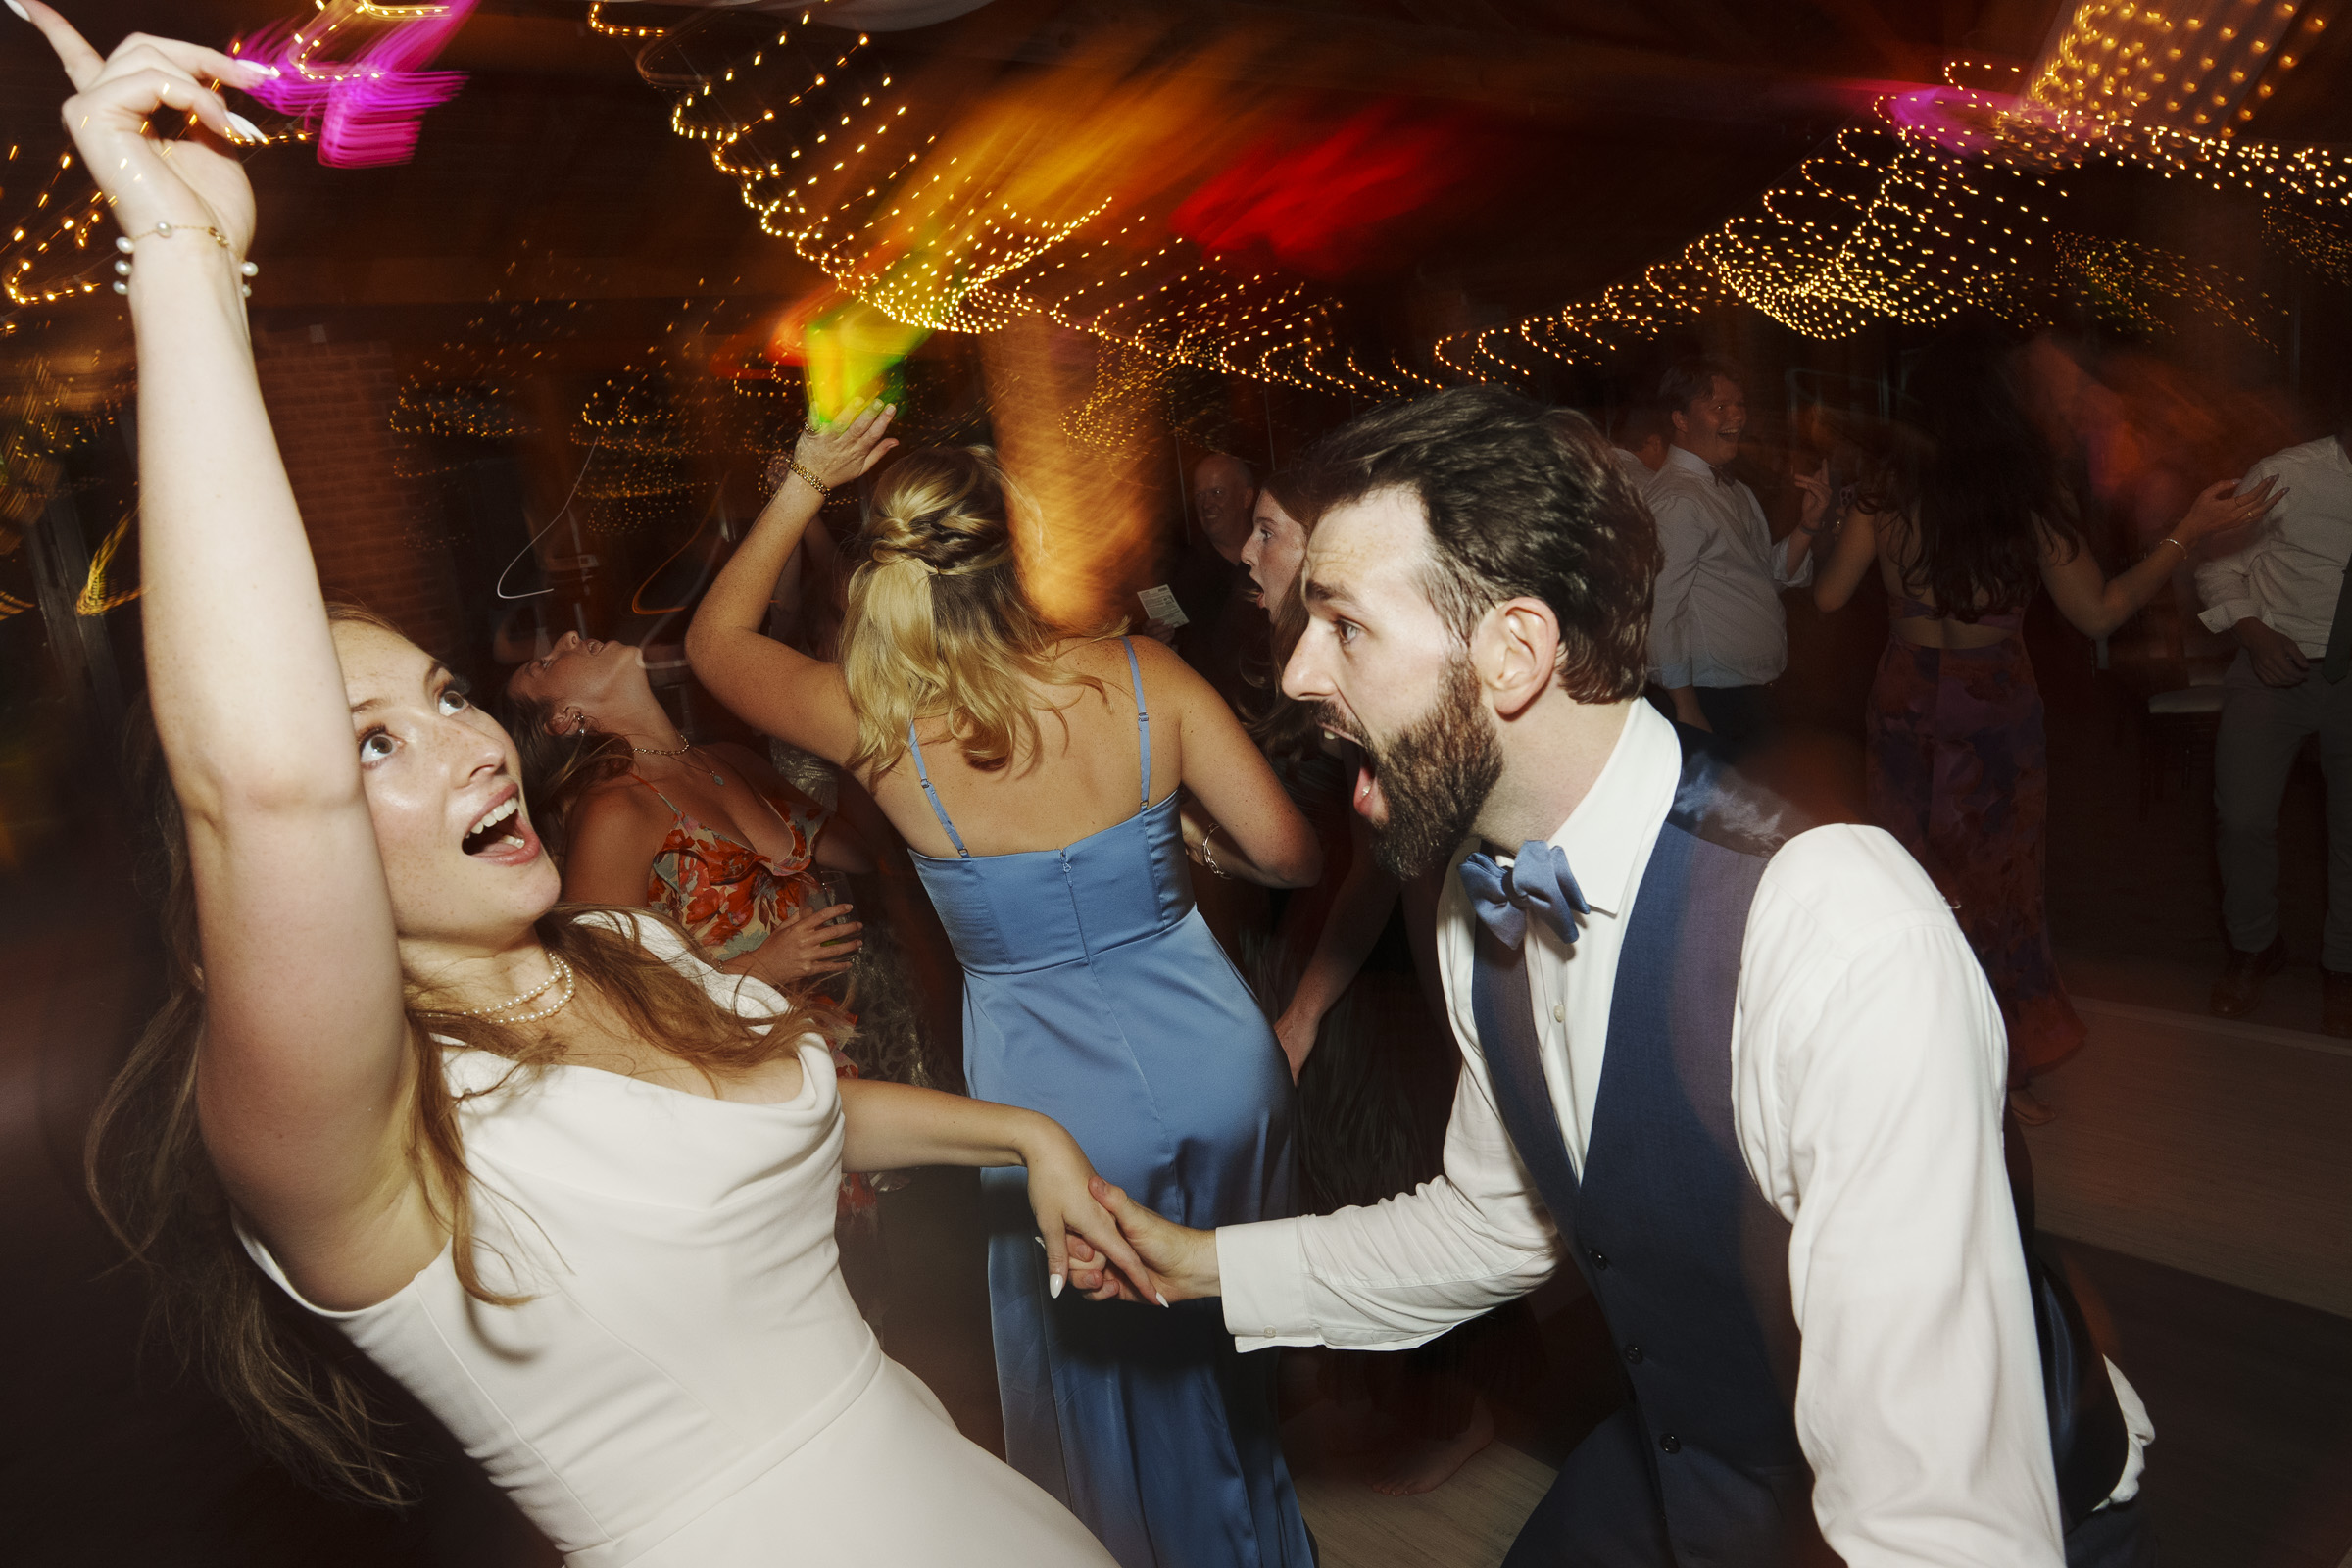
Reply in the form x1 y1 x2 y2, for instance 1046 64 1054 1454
558 707 587 738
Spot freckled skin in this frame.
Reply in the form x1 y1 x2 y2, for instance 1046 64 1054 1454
334 620 561 957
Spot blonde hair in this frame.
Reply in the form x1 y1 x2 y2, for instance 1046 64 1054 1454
88 605 838 1503
841 446 1100 776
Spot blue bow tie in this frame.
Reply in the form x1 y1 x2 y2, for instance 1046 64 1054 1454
1460 840 1591 948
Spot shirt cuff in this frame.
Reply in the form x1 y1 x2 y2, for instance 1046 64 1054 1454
2197 599 2257 635
1216 1219 1322 1352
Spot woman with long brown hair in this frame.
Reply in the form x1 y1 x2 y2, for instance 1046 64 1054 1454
35 10 1141 1563
688 441 1322 1566
1813 335 2275 1123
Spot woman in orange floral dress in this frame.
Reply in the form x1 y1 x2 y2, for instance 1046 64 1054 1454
506 632 886 1236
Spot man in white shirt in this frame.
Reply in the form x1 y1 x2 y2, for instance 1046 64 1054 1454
2194 428 2352 1035
1077 387 2151 1567
1646 359 1822 756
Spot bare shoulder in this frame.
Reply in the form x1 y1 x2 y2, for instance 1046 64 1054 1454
572 771 667 828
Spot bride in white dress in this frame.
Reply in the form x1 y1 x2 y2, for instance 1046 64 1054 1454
24 9 1146 1562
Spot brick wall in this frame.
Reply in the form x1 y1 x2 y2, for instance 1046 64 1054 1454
253 329 460 653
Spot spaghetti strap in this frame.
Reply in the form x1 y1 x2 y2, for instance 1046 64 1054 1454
629 771 685 818
906 721 971 858
1121 636 1150 808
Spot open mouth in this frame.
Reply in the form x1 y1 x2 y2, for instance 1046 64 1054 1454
460 786 540 862
1321 724 1387 823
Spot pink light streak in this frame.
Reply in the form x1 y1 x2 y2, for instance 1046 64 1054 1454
236 2 476 169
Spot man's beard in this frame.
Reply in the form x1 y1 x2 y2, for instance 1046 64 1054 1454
1332 650 1502 881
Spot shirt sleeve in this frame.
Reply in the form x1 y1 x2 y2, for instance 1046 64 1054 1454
2193 458 2278 633
1739 828 2068 1568
1647 484 1707 688
1217 1037 1563 1352
1769 529 1816 588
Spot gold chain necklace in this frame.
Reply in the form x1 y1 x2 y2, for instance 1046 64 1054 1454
633 740 723 787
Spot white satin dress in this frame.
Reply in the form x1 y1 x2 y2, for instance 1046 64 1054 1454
240 914 1113 1568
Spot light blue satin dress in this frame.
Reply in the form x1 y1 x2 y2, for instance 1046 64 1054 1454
906 639 1312 1568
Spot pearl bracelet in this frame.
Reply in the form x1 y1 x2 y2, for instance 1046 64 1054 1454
111 220 261 298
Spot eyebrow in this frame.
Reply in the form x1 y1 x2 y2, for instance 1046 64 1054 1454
351 662 453 715
1301 576 1354 611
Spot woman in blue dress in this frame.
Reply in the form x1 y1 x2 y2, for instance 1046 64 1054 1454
689 429 1324 1567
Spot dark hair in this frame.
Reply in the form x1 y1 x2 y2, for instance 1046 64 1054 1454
1303 387 1660 704
1242 467 1328 759
1614 405 1672 450
1873 338 2082 619
1655 357 1742 420
498 688 634 867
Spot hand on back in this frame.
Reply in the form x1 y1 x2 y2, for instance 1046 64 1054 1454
2176 475 2283 551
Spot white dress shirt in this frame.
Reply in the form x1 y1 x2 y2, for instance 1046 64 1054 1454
2195 434 2352 657
1216 700 2150 1568
1612 446 1659 498
1646 444 1812 689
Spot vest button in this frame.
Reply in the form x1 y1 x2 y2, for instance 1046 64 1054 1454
1624 1345 1643 1364
1658 1433 1682 1454
1589 1249 1609 1270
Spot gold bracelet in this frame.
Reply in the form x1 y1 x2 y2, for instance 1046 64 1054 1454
784 454 830 501
1200 823 1232 879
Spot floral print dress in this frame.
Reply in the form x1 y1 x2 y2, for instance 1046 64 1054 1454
631 774 878 1224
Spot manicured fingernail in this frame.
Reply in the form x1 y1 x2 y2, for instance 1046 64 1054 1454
1033 1236 1046 1250
1049 1273 1064 1299
1156 1292 1170 1307
226 112 266 143
5 3 31 22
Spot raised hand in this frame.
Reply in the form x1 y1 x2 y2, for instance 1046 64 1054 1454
22 4 275 250
796 396 900 491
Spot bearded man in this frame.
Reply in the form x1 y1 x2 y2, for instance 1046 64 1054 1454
1082 387 2154 1568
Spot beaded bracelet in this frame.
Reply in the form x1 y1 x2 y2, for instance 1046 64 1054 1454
111 220 261 298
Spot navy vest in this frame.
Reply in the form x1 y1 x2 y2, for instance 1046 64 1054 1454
1472 734 2124 1567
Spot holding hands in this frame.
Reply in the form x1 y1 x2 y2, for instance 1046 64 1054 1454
1061 1177 1221 1304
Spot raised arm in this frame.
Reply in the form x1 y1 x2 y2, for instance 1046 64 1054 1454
29 10 423 1285
685 404 897 760
2040 476 2279 641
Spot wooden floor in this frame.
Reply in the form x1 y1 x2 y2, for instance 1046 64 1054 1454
2025 984 2352 1317
1291 1438 1553 1568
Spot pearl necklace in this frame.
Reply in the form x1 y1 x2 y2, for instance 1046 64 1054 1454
422 954 576 1024
633 740 723 787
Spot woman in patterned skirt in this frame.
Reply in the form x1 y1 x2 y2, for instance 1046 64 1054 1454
1812 341 2275 1122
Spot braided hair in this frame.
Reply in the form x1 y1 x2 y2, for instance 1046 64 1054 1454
839 446 1102 777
